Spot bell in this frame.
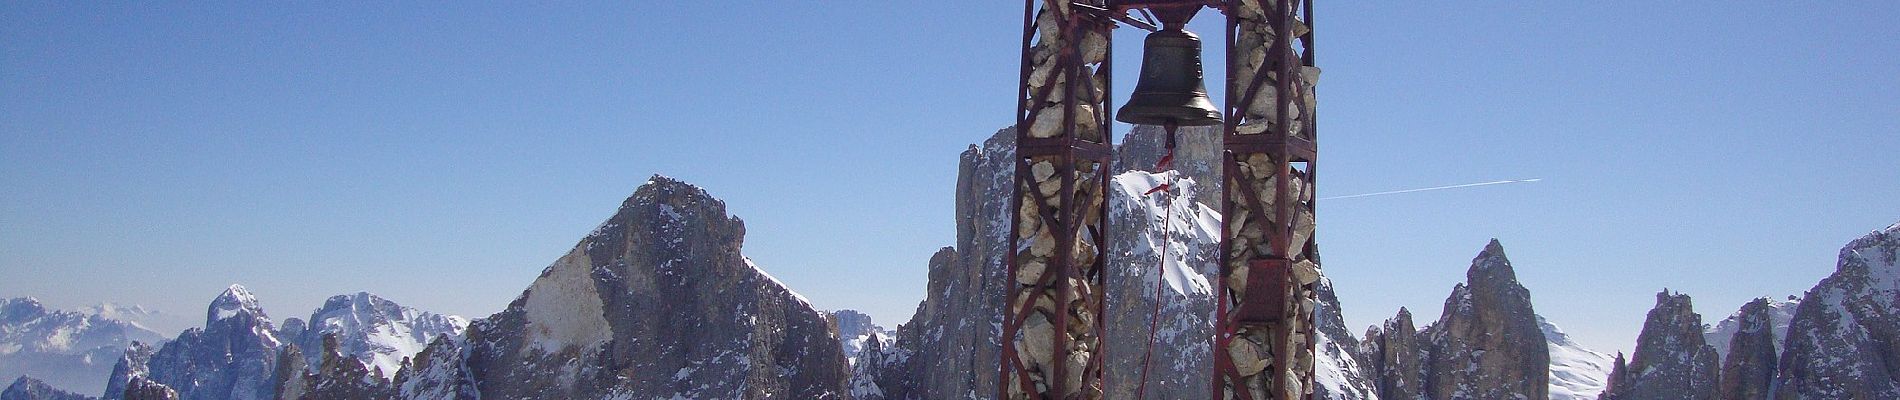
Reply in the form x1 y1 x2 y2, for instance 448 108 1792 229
1116 24 1222 127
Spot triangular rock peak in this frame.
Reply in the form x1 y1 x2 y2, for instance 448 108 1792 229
399 174 849 399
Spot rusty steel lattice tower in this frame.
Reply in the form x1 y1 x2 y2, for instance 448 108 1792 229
1213 0 1320 399
1001 0 1319 399
999 0 1115 398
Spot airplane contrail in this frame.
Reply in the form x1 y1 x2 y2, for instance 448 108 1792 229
1319 179 1542 200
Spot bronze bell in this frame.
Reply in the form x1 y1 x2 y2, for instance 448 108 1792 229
1116 24 1222 127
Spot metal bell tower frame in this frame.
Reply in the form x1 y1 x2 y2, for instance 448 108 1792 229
1211 0 1320 399
1000 0 1116 398
1001 0 1318 399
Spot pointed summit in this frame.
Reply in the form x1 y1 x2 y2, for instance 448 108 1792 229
1467 238 1522 286
1416 239 1547 399
400 174 847 398
206 284 266 325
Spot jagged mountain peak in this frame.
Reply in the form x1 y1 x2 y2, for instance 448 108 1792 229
293 291 468 380
1705 295 1799 362
1773 220 1900 398
2 375 92 400
206 284 267 325
398 173 848 399
1468 238 1519 279
1 298 47 320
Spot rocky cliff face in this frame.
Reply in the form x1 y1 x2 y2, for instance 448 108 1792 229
1704 296 1798 365
140 286 282 400
849 129 1017 400
828 310 891 363
1365 308 1421 400
851 127 1378 399
1101 169 1221 400
0 298 166 395
117 377 174 400
1415 240 1549 400
1598 290 1719 400
1312 279 1380 400
1717 298 1779 400
290 336 394 400
1775 223 1900 399
399 175 849 399
99 342 153 400
2 376 93 400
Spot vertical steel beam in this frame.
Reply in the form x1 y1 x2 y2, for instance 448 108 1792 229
1213 0 1320 399
1001 1 1114 399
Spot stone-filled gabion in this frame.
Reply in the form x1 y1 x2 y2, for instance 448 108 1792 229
1005 1 1112 399
1219 0 1320 399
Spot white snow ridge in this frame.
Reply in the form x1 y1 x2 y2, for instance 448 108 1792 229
1541 315 1615 400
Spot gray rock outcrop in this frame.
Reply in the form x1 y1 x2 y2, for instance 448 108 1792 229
117 378 173 400
1365 308 1421 400
1717 298 1778 400
1598 290 1719 400
399 176 850 399
141 286 282 400
2 376 94 400
1774 222 1900 399
1417 240 1549 399
100 342 154 400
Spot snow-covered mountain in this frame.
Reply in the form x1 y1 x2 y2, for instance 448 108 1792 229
3 375 94 400
1774 222 1900 398
281 293 467 379
0 297 166 395
94 286 467 400
828 310 892 364
1541 316 1614 400
122 285 282 400
76 305 189 340
848 126 1382 399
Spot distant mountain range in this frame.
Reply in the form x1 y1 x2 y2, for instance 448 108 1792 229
5 125 1894 400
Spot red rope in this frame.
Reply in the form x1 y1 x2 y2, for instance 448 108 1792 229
1134 125 1179 399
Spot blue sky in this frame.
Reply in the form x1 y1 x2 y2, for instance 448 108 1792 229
3 2 1895 355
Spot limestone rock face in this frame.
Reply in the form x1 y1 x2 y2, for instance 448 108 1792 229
291 335 394 400
1598 291 1719 400
1311 279 1380 400
1704 296 1799 364
1418 240 1549 400
100 342 154 400
1113 124 1223 202
1365 308 1421 400
1717 298 1778 400
1775 222 1900 399
854 128 1017 400
142 286 282 400
117 377 173 400
828 310 885 359
399 175 849 399
2 376 94 400
1101 164 1222 400
269 345 307 400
